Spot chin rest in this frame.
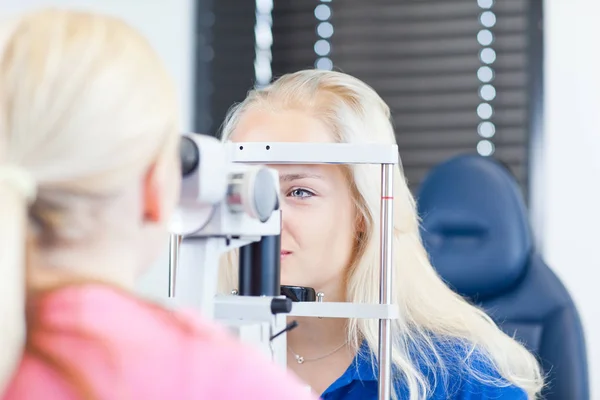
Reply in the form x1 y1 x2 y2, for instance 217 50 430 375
417 154 589 400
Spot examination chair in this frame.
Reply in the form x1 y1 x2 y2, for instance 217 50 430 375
417 154 589 400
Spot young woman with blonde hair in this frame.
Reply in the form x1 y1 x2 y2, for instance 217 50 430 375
219 69 545 399
0 9 318 400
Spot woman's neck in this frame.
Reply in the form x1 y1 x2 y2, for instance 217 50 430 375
285 280 352 358
285 315 356 395
286 315 349 359
27 241 139 292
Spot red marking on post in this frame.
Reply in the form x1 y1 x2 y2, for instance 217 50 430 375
381 196 394 200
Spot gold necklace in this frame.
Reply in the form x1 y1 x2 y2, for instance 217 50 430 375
288 341 348 364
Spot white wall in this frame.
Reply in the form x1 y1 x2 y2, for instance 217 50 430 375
543 0 600 396
0 0 195 130
0 0 196 301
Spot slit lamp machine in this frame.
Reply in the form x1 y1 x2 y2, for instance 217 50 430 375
167 133 399 399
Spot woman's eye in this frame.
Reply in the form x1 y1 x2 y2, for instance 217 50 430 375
288 189 313 198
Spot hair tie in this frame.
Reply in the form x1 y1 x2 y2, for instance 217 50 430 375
0 165 37 204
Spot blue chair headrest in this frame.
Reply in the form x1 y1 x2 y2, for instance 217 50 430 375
417 154 533 300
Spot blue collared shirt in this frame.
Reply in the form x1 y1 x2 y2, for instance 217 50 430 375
321 342 528 400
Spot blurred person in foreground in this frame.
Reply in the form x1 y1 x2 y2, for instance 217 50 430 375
0 9 318 400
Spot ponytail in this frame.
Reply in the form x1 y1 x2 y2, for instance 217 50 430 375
0 166 37 393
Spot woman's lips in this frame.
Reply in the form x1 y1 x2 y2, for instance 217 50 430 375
281 250 292 259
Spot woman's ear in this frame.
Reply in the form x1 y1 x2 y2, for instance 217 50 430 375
142 163 163 223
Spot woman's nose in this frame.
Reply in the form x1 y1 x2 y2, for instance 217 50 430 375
279 201 291 235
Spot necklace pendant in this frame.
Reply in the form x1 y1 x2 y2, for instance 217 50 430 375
295 355 304 364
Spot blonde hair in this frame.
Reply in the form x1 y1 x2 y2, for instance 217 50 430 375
219 70 544 399
0 8 178 394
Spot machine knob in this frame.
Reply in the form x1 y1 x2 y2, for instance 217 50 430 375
270 297 292 315
227 167 279 222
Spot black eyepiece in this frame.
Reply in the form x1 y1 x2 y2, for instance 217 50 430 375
180 136 199 177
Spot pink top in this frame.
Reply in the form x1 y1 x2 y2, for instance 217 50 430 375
3 285 318 400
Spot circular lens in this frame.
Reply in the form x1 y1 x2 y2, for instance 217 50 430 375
180 136 199 177
252 167 280 222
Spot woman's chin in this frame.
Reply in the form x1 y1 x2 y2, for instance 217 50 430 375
280 276 315 290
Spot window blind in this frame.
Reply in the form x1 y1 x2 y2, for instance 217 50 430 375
270 0 543 195
194 0 258 135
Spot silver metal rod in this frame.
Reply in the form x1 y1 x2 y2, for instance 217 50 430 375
378 163 394 400
168 234 182 297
